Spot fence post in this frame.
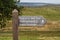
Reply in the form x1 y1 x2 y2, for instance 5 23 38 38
12 9 18 40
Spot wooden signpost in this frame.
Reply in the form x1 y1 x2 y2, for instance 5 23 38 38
12 9 46 40
12 9 18 40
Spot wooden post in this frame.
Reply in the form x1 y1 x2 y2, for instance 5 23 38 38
12 9 18 40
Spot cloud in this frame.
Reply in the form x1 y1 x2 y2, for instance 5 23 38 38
20 0 60 4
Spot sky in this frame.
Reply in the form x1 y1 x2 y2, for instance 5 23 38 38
20 0 60 4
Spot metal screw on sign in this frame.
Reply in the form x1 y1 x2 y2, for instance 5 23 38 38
12 9 18 40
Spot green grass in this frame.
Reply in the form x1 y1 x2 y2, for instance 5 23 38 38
0 31 60 40
21 6 60 21
0 6 60 40
0 37 12 40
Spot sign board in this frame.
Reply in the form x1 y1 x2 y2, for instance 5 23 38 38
19 16 46 26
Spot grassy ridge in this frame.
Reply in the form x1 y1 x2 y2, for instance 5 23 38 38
22 6 60 21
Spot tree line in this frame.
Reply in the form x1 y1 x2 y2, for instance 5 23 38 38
0 0 23 29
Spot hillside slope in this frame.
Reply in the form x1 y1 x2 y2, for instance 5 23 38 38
21 6 60 21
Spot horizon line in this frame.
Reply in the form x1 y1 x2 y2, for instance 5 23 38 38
20 2 60 4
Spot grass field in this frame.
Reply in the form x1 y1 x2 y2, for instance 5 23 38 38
0 31 60 40
22 6 60 21
0 6 60 40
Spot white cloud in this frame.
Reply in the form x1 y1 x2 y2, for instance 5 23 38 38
20 0 60 4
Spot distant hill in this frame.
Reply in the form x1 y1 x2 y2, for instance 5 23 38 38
16 2 60 7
